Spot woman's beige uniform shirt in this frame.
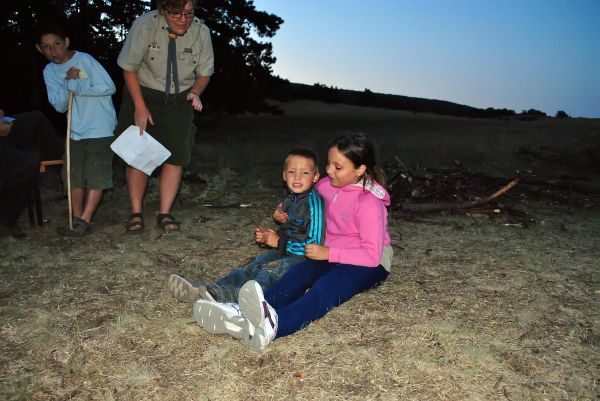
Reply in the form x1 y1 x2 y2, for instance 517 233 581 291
118 10 214 94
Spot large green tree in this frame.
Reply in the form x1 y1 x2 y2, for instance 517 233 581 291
201 0 283 113
0 0 283 118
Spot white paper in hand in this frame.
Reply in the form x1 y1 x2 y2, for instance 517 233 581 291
110 125 171 175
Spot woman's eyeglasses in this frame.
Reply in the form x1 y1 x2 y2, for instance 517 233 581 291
168 10 194 19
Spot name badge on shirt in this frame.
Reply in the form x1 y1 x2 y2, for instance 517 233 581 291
149 41 161 49
184 48 192 54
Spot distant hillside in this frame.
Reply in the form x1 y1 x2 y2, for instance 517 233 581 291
263 79 523 119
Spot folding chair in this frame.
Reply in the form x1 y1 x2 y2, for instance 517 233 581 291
27 159 64 226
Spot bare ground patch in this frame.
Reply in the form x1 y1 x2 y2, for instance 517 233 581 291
2 102 599 400
1 182 598 400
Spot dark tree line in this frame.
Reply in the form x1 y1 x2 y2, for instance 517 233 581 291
266 82 520 119
2 1 566 124
0 0 283 127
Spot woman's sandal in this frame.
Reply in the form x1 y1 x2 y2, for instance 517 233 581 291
126 213 145 234
157 213 180 233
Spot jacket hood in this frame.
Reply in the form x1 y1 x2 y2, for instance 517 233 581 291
341 178 390 206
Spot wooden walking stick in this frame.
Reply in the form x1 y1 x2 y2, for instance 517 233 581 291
66 91 74 230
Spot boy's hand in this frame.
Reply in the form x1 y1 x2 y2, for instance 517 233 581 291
273 208 288 224
305 244 329 261
66 67 81 80
255 227 267 244
255 227 280 248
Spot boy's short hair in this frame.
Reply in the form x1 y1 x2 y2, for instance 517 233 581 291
284 148 318 172
34 21 68 44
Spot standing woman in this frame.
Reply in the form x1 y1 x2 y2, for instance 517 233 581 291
117 0 214 233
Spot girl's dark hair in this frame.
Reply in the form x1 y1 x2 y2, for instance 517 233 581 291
329 133 386 186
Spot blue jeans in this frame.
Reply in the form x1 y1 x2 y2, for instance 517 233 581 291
264 260 389 338
207 249 303 303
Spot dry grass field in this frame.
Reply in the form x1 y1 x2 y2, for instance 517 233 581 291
1 101 599 400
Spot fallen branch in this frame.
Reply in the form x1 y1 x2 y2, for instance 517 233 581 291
400 177 520 213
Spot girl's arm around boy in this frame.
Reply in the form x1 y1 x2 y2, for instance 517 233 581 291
304 197 385 266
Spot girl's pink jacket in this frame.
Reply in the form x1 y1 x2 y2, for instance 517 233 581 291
316 177 391 267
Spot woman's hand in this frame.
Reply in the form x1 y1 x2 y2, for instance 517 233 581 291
187 92 203 112
273 208 288 224
134 106 154 135
305 244 329 260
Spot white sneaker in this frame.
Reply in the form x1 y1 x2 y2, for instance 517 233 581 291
193 300 246 339
238 280 278 352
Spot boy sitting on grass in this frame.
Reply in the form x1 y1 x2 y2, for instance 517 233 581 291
168 148 325 303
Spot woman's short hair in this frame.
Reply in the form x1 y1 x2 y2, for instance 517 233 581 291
158 0 197 13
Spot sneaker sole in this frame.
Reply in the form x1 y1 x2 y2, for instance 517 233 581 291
239 281 277 352
238 281 266 328
193 301 245 339
167 274 199 303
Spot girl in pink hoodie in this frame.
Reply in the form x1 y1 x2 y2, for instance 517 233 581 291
194 134 393 352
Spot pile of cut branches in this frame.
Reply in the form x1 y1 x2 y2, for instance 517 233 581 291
385 159 600 225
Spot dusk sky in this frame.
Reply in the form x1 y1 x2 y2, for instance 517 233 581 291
251 0 600 118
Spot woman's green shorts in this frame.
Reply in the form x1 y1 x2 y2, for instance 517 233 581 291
115 86 195 166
